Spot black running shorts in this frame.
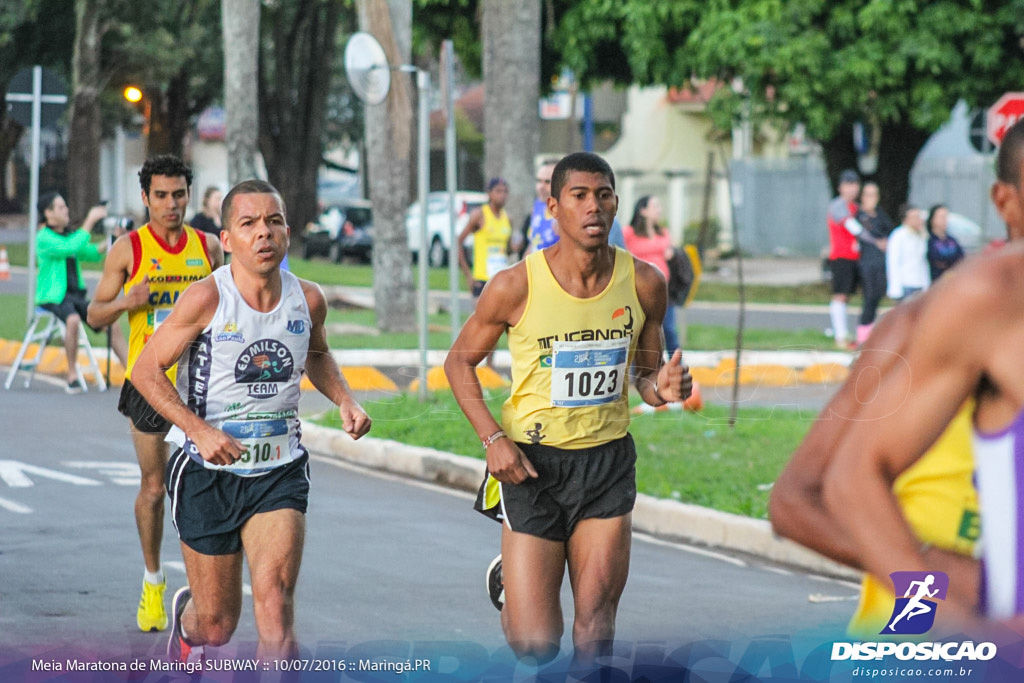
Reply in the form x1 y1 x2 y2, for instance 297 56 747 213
40 290 102 332
480 433 637 542
166 448 310 555
118 379 172 434
829 257 860 296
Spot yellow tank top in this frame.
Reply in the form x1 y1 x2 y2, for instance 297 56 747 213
846 401 980 638
124 224 213 379
472 205 511 282
501 248 644 448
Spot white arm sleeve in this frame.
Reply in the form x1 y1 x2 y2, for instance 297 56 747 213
843 216 864 237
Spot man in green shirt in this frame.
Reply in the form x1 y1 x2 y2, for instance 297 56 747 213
36 191 128 392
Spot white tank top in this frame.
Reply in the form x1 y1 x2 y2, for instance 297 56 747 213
972 409 1024 618
167 266 311 476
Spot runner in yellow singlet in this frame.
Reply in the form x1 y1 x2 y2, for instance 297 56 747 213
770 297 981 633
844 400 978 638
770 121 1024 635
445 153 692 669
88 155 224 633
458 177 513 300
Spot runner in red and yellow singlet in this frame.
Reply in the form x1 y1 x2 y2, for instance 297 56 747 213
88 155 223 633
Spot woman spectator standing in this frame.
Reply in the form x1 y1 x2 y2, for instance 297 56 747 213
855 182 895 345
188 186 222 236
623 195 680 354
886 204 930 302
926 203 964 281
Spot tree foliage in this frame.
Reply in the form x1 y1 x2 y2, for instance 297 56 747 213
550 0 1024 218
0 0 75 210
104 0 223 156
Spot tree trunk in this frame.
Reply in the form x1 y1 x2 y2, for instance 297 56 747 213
146 71 194 159
66 0 103 222
482 0 540 229
876 119 931 222
820 123 858 197
259 0 340 244
222 0 260 184
0 113 24 210
358 0 416 333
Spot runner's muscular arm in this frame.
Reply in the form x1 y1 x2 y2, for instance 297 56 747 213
632 257 692 405
770 300 922 568
821 267 998 593
300 280 371 440
131 279 244 466
86 234 151 329
444 263 537 484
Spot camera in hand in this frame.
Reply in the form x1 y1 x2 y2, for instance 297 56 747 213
101 215 134 232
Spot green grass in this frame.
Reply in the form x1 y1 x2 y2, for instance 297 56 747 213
696 281 865 306
290 257 467 291
0 293 127 348
325 308 829 352
0 291 830 352
318 389 812 520
323 307 507 350
5 243 865 307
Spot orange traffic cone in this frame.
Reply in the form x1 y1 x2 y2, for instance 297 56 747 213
0 246 10 281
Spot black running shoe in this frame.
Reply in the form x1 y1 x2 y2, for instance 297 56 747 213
486 554 504 611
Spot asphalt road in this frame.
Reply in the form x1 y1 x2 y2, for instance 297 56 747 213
0 379 858 675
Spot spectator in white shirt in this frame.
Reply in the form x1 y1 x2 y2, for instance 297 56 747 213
886 204 931 302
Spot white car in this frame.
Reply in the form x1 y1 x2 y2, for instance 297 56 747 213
406 191 488 267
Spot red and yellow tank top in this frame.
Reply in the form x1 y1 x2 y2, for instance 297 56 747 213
124 224 213 379
501 248 644 448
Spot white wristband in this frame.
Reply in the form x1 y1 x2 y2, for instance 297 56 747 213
482 430 507 449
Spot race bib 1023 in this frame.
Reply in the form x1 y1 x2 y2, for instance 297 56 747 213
550 337 629 408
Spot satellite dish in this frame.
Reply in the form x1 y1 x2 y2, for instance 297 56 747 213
345 32 391 105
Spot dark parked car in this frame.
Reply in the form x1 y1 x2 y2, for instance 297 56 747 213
302 200 373 263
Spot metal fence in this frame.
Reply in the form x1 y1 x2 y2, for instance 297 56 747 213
909 155 1001 244
729 156 832 257
726 153 1002 256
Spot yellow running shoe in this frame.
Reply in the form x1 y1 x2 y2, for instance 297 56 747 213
137 575 169 632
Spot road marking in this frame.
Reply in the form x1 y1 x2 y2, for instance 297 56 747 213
0 460 102 487
0 496 32 513
65 461 141 486
809 593 858 603
808 573 861 591
634 531 748 567
759 565 794 577
310 453 476 500
311 454 858 590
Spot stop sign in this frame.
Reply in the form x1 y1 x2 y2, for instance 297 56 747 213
987 92 1024 146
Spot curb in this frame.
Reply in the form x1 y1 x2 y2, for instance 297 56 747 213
4 337 854 392
301 423 860 581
